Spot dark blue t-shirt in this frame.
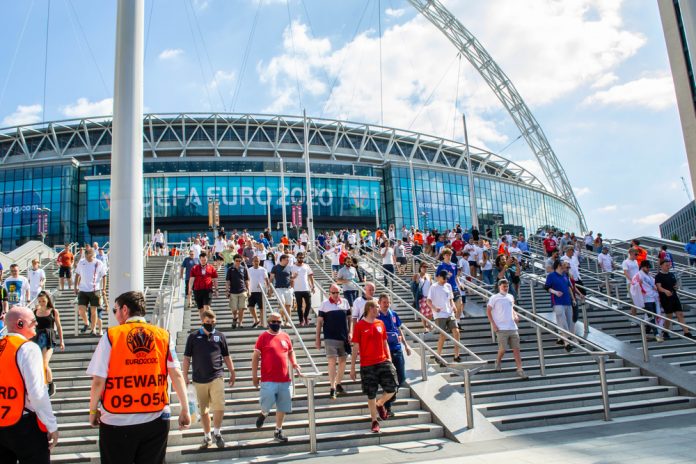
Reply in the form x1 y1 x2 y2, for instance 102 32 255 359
436 261 459 291
377 309 402 352
544 271 572 306
181 257 199 280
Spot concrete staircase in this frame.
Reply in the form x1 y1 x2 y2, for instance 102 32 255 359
325 251 696 432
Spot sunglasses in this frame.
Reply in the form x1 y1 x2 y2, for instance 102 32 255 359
330 291 340 295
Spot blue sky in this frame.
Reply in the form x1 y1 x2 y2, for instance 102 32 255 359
0 0 689 238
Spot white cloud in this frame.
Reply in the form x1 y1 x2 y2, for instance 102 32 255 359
633 213 669 225
209 70 235 90
573 186 591 197
583 73 677 110
592 72 619 89
61 98 113 118
385 8 405 18
158 48 184 60
2 104 42 127
596 205 617 212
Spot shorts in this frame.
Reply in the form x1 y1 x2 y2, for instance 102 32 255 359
397 257 407 265
275 288 294 306
435 317 458 333
194 377 225 414
155 242 164 249
331 265 341 272
228 292 247 311
468 261 478 269
59 266 72 278
193 289 212 309
78 291 100 307
360 361 398 400
324 339 347 358
661 295 683 314
452 289 462 302
260 381 292 414
248 292 264 309
496 330 520 350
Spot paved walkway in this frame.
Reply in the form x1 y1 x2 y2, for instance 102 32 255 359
206 410 696 464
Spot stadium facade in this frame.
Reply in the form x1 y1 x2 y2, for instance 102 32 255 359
0 113 583 251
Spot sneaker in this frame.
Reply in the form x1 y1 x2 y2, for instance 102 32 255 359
252 321 260 328
453 355 462 362
494 360 501 372
232 319 237 329
516 369 529 380
656 335 665 343
80 325 89 334
371 420 381 433
376 404 388 421
273 429 288 443
199 434 212 450
330 388 337 400
387 409 396 418
213 433 225 448
663 332 671 340
555 339 564 346
47 382 56 397
336 384 346 396
685 332 696 339
90 330 98 337
564 345 573 353
255 412 266 429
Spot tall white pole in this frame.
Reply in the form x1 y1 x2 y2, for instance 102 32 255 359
150 187 155 241
303 110 316 251
280 156 288 238
374 191 379 230
463 114 479 229
409 159 419 230
109 0 144 326
267 194 271 234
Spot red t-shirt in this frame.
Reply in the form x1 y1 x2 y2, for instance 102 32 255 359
351 319 389 367
451 239 464 252
189 264 218 290
543 237 557 253
254 331 293 382
426 235 435 245
57 251 74 267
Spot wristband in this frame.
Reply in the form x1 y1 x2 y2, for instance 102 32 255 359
89 410 99 415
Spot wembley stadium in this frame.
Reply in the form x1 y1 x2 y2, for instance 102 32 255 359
0 112 583 250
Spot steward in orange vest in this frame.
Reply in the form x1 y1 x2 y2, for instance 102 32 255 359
0 306 58 463
87 291 190 463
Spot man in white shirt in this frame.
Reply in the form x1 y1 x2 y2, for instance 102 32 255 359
74 249 108 336
4 264 30 309
191 239 203 260
622 249 639 299
351 282 375 333
291 252 315 326
213 236 226 263
597 246 614 273
427 271 461 363
153 229 165 256
247 256 270 328
487 279 527 379
0 307 59 460
27 259 46 302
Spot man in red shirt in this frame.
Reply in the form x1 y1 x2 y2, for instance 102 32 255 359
252 312 301 442
631 239 648 266
350 301 397 433
543 236 557 257
451 234 464 254
188 252 219 320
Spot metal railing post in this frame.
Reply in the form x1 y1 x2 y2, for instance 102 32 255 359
73 300 79 336
463 369 474 429
420 343 428 380
639 322 650 362
597 356 611 421
529 281 546 376
305 376 318 454
582 302 589 336
604 274 611 303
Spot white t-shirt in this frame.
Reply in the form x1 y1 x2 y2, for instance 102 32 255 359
508 246 522 261
248 267 269 292
300 233 309 243
214 238 226 253
4 276 29 306
622 258 639 283
191 243 202 259
348 233 357 245
27 268 46 295
561 255 580 281
488 292 517 331
86 318 180 426
598 253 613 272
381 247 394 265
290 263 313 292
636 271 658 303
428 282 454 319
351 296 373 320
329 246 342 266
263 260 275 274
75 259 108 292
153 232 164 244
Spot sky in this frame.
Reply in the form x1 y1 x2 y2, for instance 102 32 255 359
0 0 690 239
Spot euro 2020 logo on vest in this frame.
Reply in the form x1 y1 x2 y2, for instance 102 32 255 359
126 327 155 358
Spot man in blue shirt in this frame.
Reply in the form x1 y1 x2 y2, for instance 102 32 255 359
685 237 696 266
180 249 200 305
435 248 463 319
544 259 575 352
377 293 410 417
258 233 270 249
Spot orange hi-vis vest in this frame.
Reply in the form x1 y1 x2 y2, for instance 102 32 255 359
0 335 28 427
102 322 170 414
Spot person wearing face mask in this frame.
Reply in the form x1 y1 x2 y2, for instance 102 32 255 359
0 306 59 463
252 312 302 442
182 310 236 449
486 279 528 379
315 284 351 399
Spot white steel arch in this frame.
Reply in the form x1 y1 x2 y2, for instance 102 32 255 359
407 0 586 229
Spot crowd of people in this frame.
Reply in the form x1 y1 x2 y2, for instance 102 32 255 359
4 221 696 462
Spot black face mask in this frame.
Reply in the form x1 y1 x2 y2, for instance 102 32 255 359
203 323 215 332
268 322 282 333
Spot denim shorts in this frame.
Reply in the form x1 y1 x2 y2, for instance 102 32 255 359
260 381 292 414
